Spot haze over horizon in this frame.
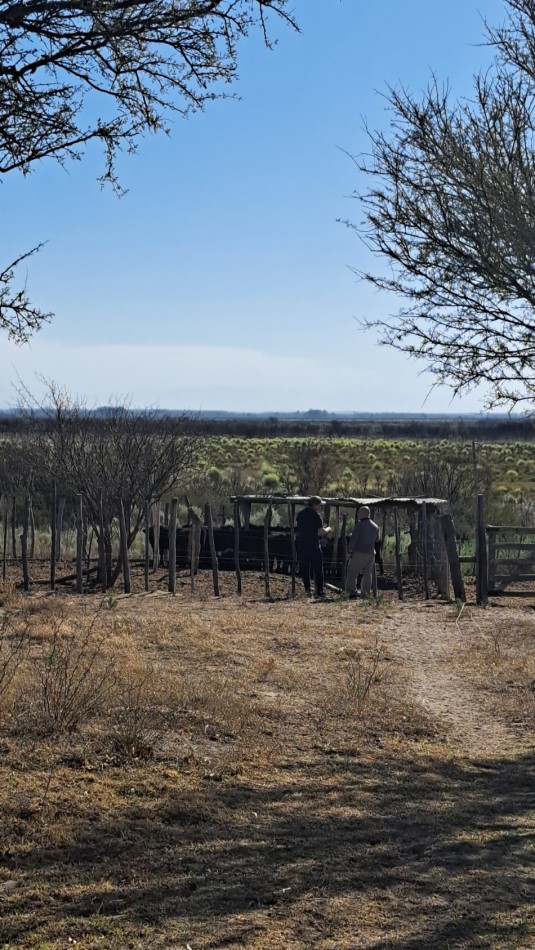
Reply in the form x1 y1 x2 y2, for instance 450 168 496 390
1 0 506 412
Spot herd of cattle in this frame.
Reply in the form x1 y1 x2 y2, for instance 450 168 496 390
148 524 384 579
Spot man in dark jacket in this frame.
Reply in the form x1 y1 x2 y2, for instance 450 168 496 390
296 496 332 597
346 505 379 598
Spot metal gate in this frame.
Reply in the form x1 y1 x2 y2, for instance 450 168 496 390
487 525 535 596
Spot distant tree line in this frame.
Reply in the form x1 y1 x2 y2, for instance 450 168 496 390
1 412 534 441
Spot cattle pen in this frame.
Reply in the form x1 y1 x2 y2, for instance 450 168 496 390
2 488 472 603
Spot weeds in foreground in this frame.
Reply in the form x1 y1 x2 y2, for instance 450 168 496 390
344 638 385 714
34 621 118 733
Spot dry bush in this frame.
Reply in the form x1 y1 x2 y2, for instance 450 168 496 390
32 624 117 733
0 612 29 717
335 639 386 717
0 577 22 610
106 663 174 760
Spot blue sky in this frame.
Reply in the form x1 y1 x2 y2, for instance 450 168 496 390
0 0 507 411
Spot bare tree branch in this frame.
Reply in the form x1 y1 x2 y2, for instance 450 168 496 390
1 0 298 341
347 0 535 409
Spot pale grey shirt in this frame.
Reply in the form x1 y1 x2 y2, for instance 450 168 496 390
349 518 379 555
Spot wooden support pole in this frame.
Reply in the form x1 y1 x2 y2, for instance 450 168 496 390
144 500 150 593
233 500 242 596
29 499 35 560
151 501 160 571
331 506 341 573
476 493 488 606
56 497 65 563
421 502 429 599
394 507 403 601
243 501 251 530
76 494 84 595
11 496 17 560
288 501 297 597
263 501 272 600
1 497 7 583
434 514 450 599
118 500 131 594
189 511 202 594
488 529 497 592
168 498 178 595
21 494 30 592
205 503 220 597
50 480 57 591
340 512 348 590
99 494 107 594
440 513 466 601
164 502 170 527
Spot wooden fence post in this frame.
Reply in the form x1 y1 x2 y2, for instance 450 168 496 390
331 506 341 574
421 502 429 599
55 496 65 563
440 513 466 602
50 480 57 591
118 500 131 594
394 507 403 601
21 494 30 592
144 499 150 593
233 500 242 596
341 512 348 590
205 503 220 597
11 496 17 560
168 498 178 594
99 494 107 594
476 494 488 606
488 528 497 592
151 501 160 571
29 499 35 560
189 511 202 594
263 501 272 600
1 496 7 583
288 501 297 597
76 494 84 595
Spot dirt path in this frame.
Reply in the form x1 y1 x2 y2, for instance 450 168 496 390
381 602 518 755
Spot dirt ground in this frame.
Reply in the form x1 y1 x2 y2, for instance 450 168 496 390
0 578 534 950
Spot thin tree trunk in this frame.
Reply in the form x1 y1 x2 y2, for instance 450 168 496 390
118 500 131 594
2 497 8 582
29 499 35 559
168 498 178 594
50 480 57 591
144 500 150 593
98 494 107 594
11 496 17 560
21 494 30 592
76 494 84 595
205 503 220 597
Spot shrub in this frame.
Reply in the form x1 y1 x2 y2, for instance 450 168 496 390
32 618 117 733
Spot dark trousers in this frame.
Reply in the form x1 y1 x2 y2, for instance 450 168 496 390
299 545 324 595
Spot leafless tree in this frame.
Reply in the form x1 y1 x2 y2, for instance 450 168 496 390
284 439 336 495
349 0 535 409
1 0 297 340
19 380 199 584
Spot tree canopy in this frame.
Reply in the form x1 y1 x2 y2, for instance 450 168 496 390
351 0 535 409
0 0 296 341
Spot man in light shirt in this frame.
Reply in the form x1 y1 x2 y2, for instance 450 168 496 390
345 505 379 599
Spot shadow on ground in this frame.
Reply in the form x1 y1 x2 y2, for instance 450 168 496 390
3 744 535 948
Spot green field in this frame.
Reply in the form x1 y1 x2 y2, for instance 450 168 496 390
198 437 535 518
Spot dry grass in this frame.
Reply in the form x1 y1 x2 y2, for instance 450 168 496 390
0 591 534 949
454 605 535 733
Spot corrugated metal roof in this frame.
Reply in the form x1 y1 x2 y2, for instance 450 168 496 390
230 494 447 508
